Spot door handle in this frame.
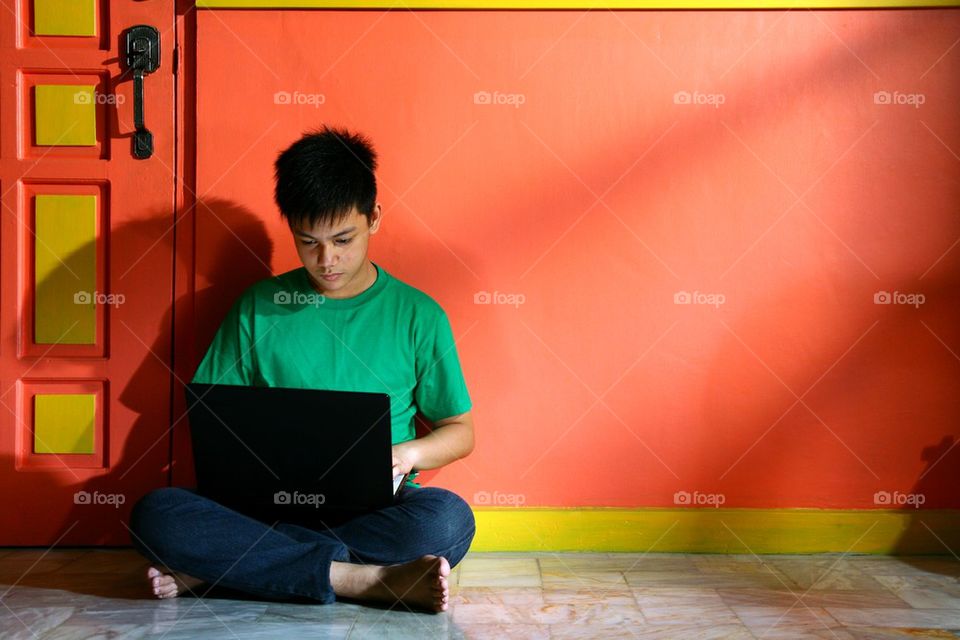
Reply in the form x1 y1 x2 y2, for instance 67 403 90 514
123 25 160 159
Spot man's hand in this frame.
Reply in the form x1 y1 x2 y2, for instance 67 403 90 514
391 440 420 477
391 412 475 475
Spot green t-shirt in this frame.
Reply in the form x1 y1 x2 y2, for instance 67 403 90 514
191 262 472 486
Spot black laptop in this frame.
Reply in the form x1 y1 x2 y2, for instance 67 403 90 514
185 383 408 516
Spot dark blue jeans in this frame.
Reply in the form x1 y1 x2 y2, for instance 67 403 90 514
128 484 476 604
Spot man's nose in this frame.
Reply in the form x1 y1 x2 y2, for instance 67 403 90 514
316 245 337 266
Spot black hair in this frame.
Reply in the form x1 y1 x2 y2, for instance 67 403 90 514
273 125 378 230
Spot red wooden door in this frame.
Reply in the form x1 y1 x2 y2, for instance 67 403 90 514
0 1 177 544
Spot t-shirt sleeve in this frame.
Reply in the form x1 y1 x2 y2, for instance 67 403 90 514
191 292 257 386
413 307 472 422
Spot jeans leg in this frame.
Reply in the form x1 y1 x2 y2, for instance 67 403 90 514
322 486 476 568
129 487 349 604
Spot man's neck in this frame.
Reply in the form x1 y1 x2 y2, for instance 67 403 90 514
308 261 376 299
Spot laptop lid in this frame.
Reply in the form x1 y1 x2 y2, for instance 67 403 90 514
185 383 396 513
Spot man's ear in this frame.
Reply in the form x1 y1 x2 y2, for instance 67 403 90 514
369 203 383 234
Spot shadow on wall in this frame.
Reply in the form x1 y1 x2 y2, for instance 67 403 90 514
672 262 960 555
893 436 960 559
717 269 959 502
164 199 277 487
16 199 274 548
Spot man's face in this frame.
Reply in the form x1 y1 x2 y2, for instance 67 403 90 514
291 204 381 299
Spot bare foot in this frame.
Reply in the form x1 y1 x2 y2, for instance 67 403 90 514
331 554 451 612
146 565 206 599
380 555 451 612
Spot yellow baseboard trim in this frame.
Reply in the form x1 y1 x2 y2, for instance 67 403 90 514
470 508 960 554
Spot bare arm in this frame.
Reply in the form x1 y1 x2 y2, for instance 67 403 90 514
391 411 475 476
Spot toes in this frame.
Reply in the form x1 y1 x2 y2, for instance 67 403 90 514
150 573 177 598
153 580 174 594
147 565 189 600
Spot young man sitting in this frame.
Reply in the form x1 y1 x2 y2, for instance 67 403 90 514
129 126 476 613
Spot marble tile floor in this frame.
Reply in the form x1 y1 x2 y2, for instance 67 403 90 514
0 549 958 639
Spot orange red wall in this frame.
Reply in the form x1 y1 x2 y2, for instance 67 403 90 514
189 9 960 509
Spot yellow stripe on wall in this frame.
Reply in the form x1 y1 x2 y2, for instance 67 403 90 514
471 508 960 554
34 393 96 454
34 194 98 345
197 0 960 8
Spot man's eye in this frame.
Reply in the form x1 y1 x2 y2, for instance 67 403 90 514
300 240 316 246
335 238 352 245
